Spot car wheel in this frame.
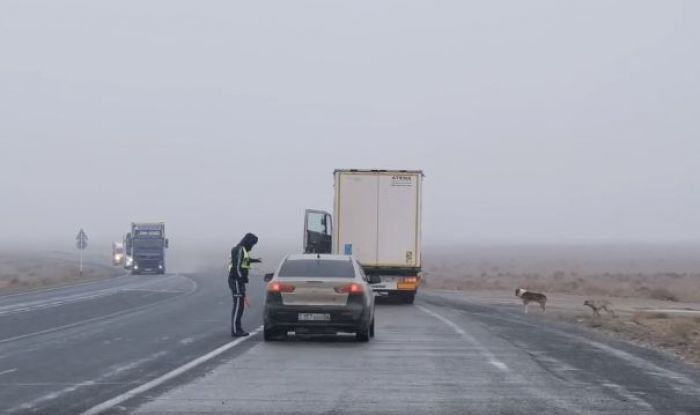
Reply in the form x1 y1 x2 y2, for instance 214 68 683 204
369 318 375 338
356 324 371 342
264 326 285 342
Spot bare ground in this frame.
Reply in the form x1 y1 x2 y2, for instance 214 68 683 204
0 251 123 293
422 244 700 366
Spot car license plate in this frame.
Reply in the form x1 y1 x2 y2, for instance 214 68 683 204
298 313 331 321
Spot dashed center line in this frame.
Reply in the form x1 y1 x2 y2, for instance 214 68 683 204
0 368 18 377
80 326 262 415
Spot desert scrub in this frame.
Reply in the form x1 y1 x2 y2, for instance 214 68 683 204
649 287 679 302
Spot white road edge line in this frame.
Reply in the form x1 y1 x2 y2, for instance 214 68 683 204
0 368 18 376
418 305 509 372
0 277 198 345
80 326 262 415
0 273 133 300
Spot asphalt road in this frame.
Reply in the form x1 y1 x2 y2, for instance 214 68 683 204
0 271 268 414
1 272 699 414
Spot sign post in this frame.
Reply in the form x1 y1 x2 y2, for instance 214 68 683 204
76 229 88 277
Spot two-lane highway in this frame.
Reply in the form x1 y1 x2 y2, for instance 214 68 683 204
2 272 700 414
0 271 268 414
131 291 700 414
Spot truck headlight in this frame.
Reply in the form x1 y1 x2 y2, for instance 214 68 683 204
158 264 163 269
133 264 139 270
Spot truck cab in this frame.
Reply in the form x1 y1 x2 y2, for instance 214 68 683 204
128 223 169 275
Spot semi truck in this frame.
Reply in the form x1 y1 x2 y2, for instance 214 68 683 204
125 222 169 274
112 241 125 266
123 233 133 270
304 169 423 304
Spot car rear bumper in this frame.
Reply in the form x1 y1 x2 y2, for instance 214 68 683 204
264 303 371 333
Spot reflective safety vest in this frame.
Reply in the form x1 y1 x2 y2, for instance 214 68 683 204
228 247 252 273
241 248 252 270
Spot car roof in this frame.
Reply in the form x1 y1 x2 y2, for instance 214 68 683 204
285 254 352 262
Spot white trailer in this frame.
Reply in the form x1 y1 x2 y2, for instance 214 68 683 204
304 169 423 303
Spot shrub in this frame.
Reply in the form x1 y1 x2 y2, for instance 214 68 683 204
649 288 679 302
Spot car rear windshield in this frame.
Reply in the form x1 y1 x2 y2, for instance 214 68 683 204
278 259 355 278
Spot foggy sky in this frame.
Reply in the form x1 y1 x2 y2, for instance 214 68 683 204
1 1 699 249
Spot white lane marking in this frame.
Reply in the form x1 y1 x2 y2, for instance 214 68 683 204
0 274 182 316
643 309 700 314
489 361 508 371
0 277 198 345
10 351 169 412
0 273 133 300
0 368 17 376
461 306 700 393
418 305 509 372
566 334 698 389
80 326 263 415
120 289 184 293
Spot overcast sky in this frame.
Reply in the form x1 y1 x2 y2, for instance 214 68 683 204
1 0 698 248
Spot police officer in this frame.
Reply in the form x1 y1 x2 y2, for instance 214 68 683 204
229 233 261 337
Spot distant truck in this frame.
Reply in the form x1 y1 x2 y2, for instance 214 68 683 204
123 233 133 270
304 169 423 303
112 241 125 266
125 222 169 274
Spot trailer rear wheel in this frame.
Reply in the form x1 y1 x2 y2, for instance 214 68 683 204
401 293 415 304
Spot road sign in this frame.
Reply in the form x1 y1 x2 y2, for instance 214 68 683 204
76 229 88 276
76 229 88 250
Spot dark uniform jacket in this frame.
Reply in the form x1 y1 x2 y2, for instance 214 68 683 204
228 233 259 295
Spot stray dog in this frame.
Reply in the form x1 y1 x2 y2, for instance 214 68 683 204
584 299 616 317
515 288 547 313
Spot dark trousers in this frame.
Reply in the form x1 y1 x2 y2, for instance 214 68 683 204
231 292 245 334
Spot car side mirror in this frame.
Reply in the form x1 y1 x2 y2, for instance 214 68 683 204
164 239 169 248
368 275 381 284
264 273 274 282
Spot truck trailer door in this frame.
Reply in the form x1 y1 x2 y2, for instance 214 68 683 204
304 209 332 254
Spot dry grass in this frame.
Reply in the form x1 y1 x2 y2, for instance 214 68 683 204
629 313 700 363
0 252 121 292
422 245 700 302
421 244 700 365
542 311 700 365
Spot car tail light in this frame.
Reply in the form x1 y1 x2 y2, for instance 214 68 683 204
401 276 418 283
334 283 364 294
268 282 295 293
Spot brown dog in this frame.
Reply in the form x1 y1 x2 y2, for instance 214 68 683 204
516 288 547 313
584 299 616 317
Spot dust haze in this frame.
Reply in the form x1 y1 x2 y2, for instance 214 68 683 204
1 1 699 269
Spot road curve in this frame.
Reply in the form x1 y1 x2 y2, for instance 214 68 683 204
0 271 267 414
131 290 700 415
1 272 699 414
